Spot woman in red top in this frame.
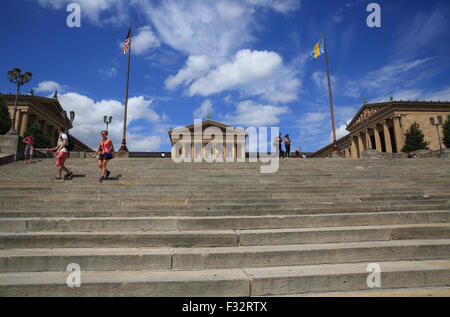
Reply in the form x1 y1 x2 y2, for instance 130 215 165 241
92 130 115 183
23 134 34 164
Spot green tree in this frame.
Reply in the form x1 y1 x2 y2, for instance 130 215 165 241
23 123 52 148
0 95 12 135
443 114 450 148
401 122 430 153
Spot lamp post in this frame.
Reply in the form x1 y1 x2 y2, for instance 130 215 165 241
104 116 112 131
62 110 76 131
430 116 444 157
7 68 32 135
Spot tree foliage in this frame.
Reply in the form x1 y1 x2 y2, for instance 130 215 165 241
0 95 12 135
443 114 450 148
23 123 52 148
401 122 429 153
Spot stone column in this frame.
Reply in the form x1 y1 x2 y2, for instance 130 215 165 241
373 126 382 152
365 129 373 150
20 112 29 137
357 134 364 158
351 137 358 158
14 111 21 132
383 121 393 153
393 116 405 153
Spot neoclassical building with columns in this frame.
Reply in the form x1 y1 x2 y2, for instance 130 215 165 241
312 101 450 158
168 120 248 160
2 93 92 151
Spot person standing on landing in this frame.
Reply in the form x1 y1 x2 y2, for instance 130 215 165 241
23 133 34 164
92 130 115 183
46 127 73 180
284 134 291 158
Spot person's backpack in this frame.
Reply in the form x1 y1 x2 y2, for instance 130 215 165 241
65 134 75 151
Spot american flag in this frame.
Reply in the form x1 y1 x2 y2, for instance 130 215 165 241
122 27 131 55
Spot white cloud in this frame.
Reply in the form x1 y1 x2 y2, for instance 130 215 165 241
223 100 289 127
165 55 214 90
193 100 214 119
50 84 169 151
131 26 160 55
343 58 433 99
188 49 282 97
34 81 62 93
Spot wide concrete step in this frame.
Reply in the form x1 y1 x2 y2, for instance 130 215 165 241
0 230 238 248
1 206 448 218
1 224 449 249
0 268 249 297
0 259 449 296
245 260 450 296
294 286 450 297
0 240 449 273
1 211 449 232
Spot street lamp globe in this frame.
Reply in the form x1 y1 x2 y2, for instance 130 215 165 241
70 111 75 122
22 72 32 84
12 68 21 78
437 116 443 125
429 117 435 125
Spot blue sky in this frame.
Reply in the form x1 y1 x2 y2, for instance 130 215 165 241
1 0 449 152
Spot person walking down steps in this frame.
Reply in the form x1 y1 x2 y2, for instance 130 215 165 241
93 130 115 183
46 127 73 180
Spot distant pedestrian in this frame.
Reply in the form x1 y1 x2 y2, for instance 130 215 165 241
92 130 115 183
46 127 73 180
23 133 34 164
284 134 291 158
296 148 300 158
275 133 283 158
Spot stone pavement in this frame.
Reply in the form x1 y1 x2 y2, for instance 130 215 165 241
0 157 449 296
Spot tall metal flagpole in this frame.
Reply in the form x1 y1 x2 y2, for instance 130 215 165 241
119 23 132 157
322 30 338 152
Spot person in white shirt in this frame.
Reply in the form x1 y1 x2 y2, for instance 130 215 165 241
46 127 73 180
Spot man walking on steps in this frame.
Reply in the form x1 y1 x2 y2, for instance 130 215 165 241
46 127 73 180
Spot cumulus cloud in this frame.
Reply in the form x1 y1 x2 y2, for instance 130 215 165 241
193 100 214 119
165 55 214 90
130 26 160 55
34 81 62 93
223 100 289 127
37 81 170 151
188 49 282 97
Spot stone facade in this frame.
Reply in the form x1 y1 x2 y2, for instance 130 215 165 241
311 101 450 158
1 94 92 151
168 120 248 160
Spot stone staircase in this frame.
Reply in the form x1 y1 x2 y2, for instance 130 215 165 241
0 157 449 296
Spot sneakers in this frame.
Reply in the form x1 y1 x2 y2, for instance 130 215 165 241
56 177 62 180
99 176 104 183
106 170 110 178
66 171 73 178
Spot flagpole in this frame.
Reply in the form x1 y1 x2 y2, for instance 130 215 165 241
118 23 132 157
322 30 338 152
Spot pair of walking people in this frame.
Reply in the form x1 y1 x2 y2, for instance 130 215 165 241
277 133 292 158
47 128 115 183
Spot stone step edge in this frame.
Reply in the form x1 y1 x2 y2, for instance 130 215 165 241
0 223 449 236
0 259 449 297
